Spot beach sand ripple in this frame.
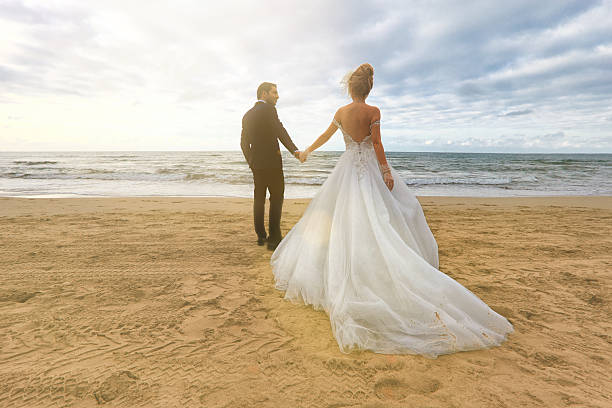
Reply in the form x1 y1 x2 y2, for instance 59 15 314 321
0 196 610 407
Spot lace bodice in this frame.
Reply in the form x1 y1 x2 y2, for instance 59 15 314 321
333 118 381 177
332 119 380 150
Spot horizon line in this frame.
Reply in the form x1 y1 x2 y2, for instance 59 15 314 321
1 150 611 155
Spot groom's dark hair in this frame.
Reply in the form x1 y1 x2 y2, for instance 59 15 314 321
257 82 277 99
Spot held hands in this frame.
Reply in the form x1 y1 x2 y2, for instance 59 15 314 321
297 149 309 163
293 150 305 163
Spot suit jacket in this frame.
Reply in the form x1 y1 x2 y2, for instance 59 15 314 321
241 101 298 170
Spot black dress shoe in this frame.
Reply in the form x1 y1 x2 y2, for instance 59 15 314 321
257 236 267 246
267 237 282 251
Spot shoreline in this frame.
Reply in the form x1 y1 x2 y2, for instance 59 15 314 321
1 195 611 217
3 151 610 200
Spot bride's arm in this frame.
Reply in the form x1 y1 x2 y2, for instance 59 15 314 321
300 117 339 161
370 108 394 190
306 122 338 153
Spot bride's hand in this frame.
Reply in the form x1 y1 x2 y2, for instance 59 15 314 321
384 172 394 191
299 150 309 163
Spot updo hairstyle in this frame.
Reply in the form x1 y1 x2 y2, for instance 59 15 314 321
347 63 374 99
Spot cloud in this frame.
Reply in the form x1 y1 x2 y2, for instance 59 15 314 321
501 109 533 117
0 0 611 152
386 130 612 153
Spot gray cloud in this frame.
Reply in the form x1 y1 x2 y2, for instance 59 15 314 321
0 65 17 82
0 0 611 152
386 130 612 153
501 109 533 117
0 0 52 24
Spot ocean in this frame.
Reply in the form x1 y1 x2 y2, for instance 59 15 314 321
0 151 610 198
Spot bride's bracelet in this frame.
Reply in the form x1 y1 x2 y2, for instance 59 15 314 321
380 164 391 174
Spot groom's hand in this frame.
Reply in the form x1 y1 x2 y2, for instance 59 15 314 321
294 150 305 163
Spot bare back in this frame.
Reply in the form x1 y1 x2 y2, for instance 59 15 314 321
335 103 380 143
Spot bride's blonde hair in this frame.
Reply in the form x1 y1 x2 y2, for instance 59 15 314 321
341 63 374 99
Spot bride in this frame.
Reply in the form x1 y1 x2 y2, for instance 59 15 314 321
270 63 514 359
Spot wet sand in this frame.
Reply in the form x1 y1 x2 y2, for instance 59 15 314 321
0 196 610 407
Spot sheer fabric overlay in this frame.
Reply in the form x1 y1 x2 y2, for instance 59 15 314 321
270 119 514 358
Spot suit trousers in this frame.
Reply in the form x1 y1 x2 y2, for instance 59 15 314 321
251 168 285 241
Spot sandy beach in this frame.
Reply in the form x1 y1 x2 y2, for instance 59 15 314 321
0 196 610 407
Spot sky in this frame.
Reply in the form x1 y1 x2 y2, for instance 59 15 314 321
1 0 611 153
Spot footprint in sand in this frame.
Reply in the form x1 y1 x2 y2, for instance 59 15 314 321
93 371 139 404
0 289 40 303
374 376 441 400
519 309 538 320
490 305 514 319
374 378 409 400
533 351 568 367
585 294 605 305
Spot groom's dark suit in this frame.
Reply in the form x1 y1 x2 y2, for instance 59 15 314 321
241 101 298 243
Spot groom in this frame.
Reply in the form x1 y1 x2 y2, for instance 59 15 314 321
241 82 302 250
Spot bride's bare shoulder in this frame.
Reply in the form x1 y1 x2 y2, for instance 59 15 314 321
367 104 381 118
334 105 348 120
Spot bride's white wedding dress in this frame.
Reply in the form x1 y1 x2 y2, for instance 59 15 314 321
271 119 514 358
